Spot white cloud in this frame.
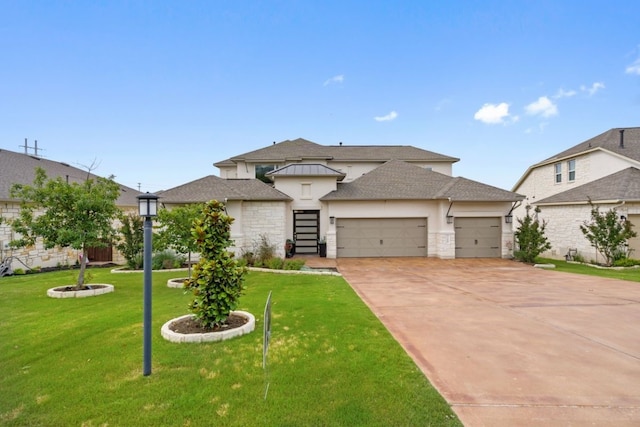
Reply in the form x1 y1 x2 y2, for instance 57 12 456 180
323 75 344 86
525 96 558 118
554 88 577 99
581 82 605 96
473 102 510 124
626 59 640 75
374 111 398 122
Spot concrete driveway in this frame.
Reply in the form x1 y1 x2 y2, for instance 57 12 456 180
336 258 640 427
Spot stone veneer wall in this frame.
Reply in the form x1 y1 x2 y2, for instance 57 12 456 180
237 201 287 259
1 203 136 270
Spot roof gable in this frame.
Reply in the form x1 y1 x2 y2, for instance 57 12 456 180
158 175 291 203
0 148 140 206
535 167 640 205
320 160 522 201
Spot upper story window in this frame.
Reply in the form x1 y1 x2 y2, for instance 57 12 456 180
255 165 276 183
567 159 576 182
554 163 562 183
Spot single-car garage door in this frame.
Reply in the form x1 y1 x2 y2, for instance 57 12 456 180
455 217 501 258
336 218 427 257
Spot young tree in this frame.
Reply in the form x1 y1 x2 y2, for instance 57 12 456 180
116 212 144 270
514 205 552 263
9 167 122 288
580 203 637 266
185 200 246 328
155 204 202 276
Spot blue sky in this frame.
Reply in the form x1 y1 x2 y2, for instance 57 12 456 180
1 1 639 193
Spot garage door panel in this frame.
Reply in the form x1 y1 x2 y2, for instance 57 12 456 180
455 217 501 258
337 218 427 258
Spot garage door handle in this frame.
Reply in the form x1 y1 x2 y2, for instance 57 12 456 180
380 239 383 245
475 239 478 245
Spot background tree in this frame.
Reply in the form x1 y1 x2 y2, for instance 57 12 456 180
514 205 552 263
580 202 637 266
155 204 202 276
116 212 144 270
185 200 246 328
9 167 121 288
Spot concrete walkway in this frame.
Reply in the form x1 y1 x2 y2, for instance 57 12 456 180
337 258 640 427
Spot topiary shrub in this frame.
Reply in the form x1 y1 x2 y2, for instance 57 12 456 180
185 200 247 328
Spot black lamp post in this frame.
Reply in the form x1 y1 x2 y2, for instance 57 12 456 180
137 192 158 376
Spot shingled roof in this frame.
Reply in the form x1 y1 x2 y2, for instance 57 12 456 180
214 138 459 166
320 160 523 202
535 167 640 205
0 148 140 206
540 127 640 165
157 175 291 204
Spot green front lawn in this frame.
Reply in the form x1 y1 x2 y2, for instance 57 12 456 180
538 258 640 282
0 268 460 426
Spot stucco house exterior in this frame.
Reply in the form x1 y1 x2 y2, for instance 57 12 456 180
0 148 141 271
512 127 640 261
160 138 524 259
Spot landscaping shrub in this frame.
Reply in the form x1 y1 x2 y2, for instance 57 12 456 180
284 259 306 270
266 257 284 270
613 258 640 267
514 205 551 263
185 200 247 328
580 202 637 266
151 250 185 270
116 212 144 270
254 233 276 265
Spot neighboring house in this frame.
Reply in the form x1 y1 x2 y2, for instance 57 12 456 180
512 127 640 261
0 148 141 270
162 138 524 259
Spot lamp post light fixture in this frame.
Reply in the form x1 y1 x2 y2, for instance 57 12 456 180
137 192 159 376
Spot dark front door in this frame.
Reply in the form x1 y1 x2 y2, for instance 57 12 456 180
294 210 319 254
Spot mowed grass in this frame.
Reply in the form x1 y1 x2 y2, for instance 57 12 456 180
0 268 460 427
538 258 640 283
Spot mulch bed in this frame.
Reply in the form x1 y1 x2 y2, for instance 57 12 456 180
169 314 248 334
53 285 109 292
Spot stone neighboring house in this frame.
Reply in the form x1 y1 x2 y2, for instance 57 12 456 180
0 148 141 270
160 138 524 259
512 127 640 261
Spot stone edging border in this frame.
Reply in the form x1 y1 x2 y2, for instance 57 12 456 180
247 266 341 276
47 284 115 298
161 311 255 343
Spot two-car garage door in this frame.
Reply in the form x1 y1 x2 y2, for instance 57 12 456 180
336 218 427 257
335 216 502 258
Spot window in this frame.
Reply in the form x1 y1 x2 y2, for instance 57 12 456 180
567 159 576 182
255 165 276 183
554 163 562 183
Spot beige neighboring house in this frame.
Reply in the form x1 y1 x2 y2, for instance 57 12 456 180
0 148 141 270
512 127 640 261
161 138 524 259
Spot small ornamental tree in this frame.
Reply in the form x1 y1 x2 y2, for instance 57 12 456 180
9 167 121 288
514 205 552 263
155 204 202 276
580 202 637 266
116 212 144 270
185 200 246 328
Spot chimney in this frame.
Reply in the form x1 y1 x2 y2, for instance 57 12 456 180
619 129 625 148
339 142 342 146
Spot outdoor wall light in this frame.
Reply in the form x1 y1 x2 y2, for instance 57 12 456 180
137 192 159 376
330 216 335 224
505 215 513 224
446 215 454 224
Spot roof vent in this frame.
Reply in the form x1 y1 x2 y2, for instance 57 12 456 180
273 141 276 145
339 142 342 146
619 129 625 148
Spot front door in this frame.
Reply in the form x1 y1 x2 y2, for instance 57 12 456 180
294 210 319 254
